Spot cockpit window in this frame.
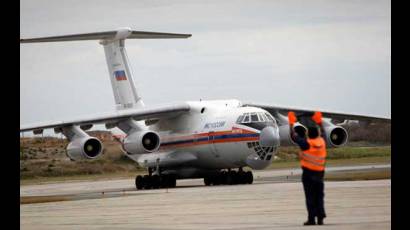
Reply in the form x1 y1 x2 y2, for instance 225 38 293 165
242 114 250 123
265 113 274 121
236 115 244 123
236 112 276 124
258 113 266 122
251 113 259 122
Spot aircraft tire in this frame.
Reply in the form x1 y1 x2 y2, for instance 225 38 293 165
245 171 253 184
152 175 160 189
209 176 214 185
204 177 212 186
227 171 236 185
236 171 243 184
213 175 221 185
160 175 168 188
143 175 152 189
220 171 227 184
236 171 243 185
135 175 144 190
168 175 177 188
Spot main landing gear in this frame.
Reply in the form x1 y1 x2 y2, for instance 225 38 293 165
135 168 254 190
135 174 177 190
204 169 253 186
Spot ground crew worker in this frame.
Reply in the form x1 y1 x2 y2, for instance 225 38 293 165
288 111 327 225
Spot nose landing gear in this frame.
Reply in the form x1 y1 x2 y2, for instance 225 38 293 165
204 169 253 186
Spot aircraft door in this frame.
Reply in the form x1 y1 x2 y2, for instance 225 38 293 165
208 131 220 158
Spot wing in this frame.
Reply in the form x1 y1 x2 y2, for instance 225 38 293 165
20 102 190 133
244 102 390 124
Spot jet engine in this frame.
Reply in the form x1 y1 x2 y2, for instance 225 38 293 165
323 123 348 147
66 137 103 161
279 123 307 145
279 121 347 147
123 130 161 154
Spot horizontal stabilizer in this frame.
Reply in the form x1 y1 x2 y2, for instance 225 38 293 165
20 27 191 43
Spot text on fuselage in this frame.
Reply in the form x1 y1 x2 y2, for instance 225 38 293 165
204 121 226 129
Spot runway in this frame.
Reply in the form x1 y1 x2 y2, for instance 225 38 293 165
20 165 390 230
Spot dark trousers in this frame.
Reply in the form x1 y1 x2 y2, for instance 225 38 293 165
302 167 326 220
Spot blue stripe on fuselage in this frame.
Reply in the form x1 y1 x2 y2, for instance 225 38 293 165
213 133 259 140
161 133 260 147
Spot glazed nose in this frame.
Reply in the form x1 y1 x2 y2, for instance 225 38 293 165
259 126 280 147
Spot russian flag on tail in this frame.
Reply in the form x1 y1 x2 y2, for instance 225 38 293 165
114 70 127 81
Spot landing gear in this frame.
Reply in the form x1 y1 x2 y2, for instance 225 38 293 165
135 174 177 190
152 175 160 189
204 169 253 186
245 171 253 184
135 175 143 190
204 176 212 186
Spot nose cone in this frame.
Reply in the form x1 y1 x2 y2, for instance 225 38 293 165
259 126 280 147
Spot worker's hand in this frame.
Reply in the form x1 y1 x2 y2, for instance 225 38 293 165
312 111 322 125
288 111 297 125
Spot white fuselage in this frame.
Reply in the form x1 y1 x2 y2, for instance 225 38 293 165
122 99 280 177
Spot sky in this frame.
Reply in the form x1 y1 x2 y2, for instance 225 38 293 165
20 0 391 135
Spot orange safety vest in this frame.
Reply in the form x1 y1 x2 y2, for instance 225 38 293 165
300 137 327 172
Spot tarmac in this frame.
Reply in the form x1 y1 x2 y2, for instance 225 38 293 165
20 165 390 230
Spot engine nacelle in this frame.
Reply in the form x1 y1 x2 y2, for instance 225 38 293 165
66 137 103 161
279 123 307 146
323 124 348 147
279 122 348 147
123 130 161 154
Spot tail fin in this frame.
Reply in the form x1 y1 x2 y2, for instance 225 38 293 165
21 27 191 110
102 37 144 110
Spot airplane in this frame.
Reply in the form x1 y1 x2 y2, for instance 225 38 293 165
20 27 390 190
